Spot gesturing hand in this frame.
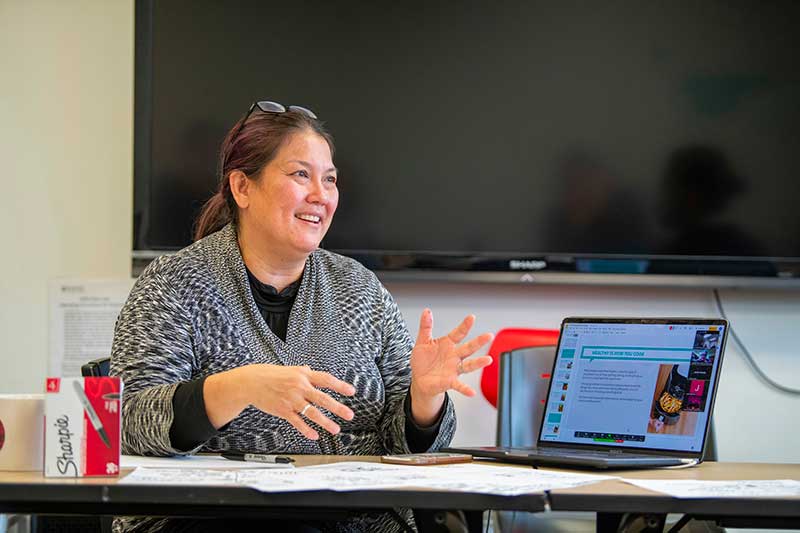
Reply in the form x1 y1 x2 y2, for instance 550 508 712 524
206 364 355 441
410 309 494 405
249 364 356 440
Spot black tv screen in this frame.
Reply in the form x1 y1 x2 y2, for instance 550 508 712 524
134 0 800 285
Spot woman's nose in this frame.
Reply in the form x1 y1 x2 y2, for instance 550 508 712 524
308 179 328 204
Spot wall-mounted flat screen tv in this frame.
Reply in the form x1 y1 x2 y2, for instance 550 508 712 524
134 0 800 287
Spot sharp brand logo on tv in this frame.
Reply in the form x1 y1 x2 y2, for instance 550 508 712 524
509 260 547 271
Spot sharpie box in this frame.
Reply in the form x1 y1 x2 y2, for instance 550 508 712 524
44 377 122 477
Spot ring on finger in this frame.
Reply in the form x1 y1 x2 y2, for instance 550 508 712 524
457 360 464 375
299 403 312 417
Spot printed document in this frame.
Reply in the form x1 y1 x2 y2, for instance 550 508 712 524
121 454 293 470
48 278 134 377
121 461 613 495
623 478 800 498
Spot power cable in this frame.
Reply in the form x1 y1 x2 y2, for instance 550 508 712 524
712 289 800 395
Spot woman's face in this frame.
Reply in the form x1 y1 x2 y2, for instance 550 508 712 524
243 130 338 261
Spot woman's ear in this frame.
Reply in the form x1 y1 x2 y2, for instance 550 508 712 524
228 170 250 209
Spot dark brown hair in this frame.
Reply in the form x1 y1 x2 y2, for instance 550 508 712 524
193 109 335 241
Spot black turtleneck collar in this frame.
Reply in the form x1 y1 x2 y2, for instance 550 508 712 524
245 267 300 341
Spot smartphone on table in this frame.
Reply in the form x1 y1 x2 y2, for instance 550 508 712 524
380 452 472 465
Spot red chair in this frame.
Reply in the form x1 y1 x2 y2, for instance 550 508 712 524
480 327 560 408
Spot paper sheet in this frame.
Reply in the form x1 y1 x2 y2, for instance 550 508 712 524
622 478 800 498
121 461 613 496
121 454 293 470
122 467 242 486
283 462 617 495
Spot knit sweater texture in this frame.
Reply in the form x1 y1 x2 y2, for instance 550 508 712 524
110 224 455 532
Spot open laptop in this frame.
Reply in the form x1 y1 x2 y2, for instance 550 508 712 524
446 317 728 469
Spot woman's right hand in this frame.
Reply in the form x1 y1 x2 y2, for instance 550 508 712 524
203 364 355 440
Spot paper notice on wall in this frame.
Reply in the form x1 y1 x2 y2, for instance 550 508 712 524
48 279 135 377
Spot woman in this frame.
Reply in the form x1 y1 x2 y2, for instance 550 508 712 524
111 101 493 531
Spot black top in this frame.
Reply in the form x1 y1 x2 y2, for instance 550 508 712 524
246 268 301 338
170 269 443 453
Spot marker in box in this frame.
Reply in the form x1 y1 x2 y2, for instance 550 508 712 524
73 380 111 448
45 377 122 477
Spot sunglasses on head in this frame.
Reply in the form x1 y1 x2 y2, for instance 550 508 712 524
229 100 318 141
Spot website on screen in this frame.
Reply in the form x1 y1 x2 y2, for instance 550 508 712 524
540 322 723 452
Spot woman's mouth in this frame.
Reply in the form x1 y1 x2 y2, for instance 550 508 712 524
295 213 321 224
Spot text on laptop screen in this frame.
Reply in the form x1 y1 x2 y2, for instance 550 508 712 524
539 322 724 453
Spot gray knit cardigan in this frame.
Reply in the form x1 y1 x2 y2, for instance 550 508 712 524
110 224 456 532
111 223 456 457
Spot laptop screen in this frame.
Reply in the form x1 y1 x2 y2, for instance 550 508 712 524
538 318 727 454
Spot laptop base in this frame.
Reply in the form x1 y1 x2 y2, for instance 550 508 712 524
443 446 695 469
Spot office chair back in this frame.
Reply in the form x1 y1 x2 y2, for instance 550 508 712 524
496 346 556 447
81 356 111 377
704 420 718 461
481 328 560 408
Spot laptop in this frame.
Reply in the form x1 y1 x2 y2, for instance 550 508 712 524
446 317 728 469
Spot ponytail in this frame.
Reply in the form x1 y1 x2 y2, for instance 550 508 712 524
193 190 233 241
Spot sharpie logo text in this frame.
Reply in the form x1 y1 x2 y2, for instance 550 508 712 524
54 415 78 476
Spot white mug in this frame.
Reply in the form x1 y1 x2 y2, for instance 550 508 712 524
0 394 45 471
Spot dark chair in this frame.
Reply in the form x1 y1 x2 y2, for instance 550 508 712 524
81 356 111 377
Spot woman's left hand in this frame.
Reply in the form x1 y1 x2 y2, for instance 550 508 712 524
409 309 494 425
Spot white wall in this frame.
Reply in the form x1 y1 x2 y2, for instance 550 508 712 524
387 282 800 463
0 0 133 390
0 0 797 466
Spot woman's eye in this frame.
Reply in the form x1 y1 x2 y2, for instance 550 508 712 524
326 175 338 184
293 170 309 178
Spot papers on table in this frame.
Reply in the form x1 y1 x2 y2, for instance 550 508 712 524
288 462 615 495
120 461 614 496
119 460 800 499
622 478 800 499
121 454 293 470
123 467 241 486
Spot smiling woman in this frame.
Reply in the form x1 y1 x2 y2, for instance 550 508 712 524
232 131 340 285
110 101 493 532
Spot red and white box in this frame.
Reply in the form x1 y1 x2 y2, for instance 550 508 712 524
44 377 122 477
